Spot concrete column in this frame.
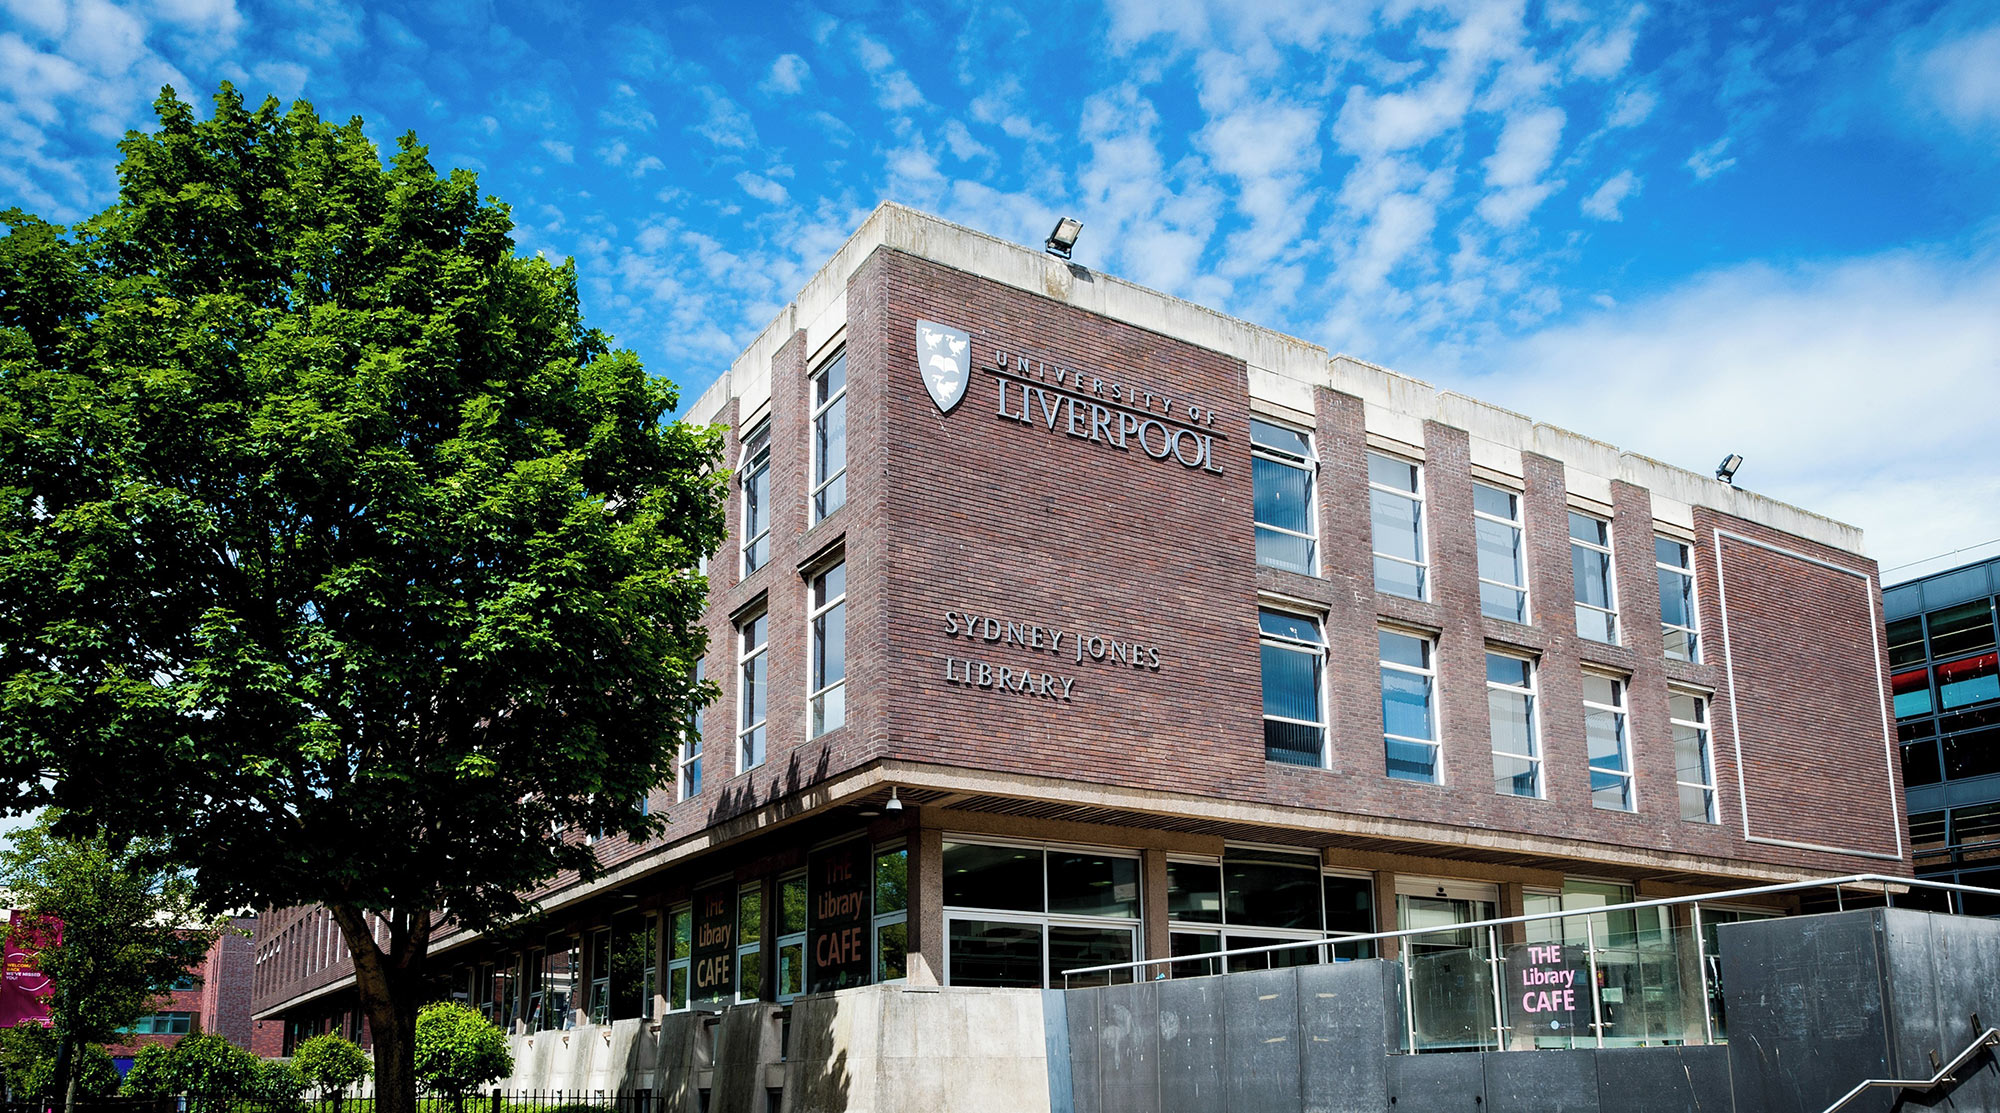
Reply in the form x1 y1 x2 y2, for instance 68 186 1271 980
1498 882 1528 946
1372 871 1400 961
1141 848 1170 972
908 824 944 986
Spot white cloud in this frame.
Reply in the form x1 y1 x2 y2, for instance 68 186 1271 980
760 53 809 95
851 29 924 112
1568 5 1645 79
540 139 574 164
1605 86 1656 128
1911 22 2000 129
1580 169 1640 220
1686 136 1737 180
1462 247 2000 570
736 171 790 205
692 86 755 148
940 119 992 162
1477 106 1564 227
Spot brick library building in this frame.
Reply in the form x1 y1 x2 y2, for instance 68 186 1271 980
252 203 1908 1056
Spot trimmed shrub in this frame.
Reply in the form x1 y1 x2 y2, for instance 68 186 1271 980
293 1033 372 1095
413 1002 512 1101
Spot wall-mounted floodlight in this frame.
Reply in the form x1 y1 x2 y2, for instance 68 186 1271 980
1716 453 1745 485
1045 217 1083 259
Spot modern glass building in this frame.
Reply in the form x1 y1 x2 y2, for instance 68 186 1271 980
1887 554 2000 910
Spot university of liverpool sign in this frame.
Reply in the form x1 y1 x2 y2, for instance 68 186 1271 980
915 320 1226 475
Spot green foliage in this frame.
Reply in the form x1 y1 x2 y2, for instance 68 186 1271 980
0 78 724 1113
252 1057 305 1104
120 1033 260 1097
0 1024 115 1099
0 815 222 1064
412 1003 511 1098
119 1043 174 1097
0 83 725 926
293 1033 372 1094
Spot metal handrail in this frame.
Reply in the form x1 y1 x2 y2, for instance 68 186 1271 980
1821 1019 2000 1113
1058 872 2000 983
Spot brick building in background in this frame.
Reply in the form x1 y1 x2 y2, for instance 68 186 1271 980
252 203 1906 1057
100 915 272 1067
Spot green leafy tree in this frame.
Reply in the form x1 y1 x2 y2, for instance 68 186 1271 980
0 817 223 1113
412 1003 511 1105
0 84 723 1113
293 1033 371 1095
0 1026 115 1100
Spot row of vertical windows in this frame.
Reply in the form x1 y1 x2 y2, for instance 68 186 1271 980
681 558 847 798
1257 607 1717 821
1247 419 1699 661
1890 595 1999 788
739 350 848 579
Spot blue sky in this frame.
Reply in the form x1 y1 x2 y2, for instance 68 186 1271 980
3 0 1998 576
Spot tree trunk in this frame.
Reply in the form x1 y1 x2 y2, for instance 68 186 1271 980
331 905 428 1113
50 1035 72 1113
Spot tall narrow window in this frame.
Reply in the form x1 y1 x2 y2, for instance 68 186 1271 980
1656 537 1699 661
1381 629 1439 782
1251 419 1316 573
587 927 611 1024
1259 609 1327 767
776 874 807 1003
1369 453 1427 600
1487 653 1540 797
738 610 768 772
740 421 772 576
666 907 691 1011
736 885 763 1003
1583 674 1633 811
811 350 847 522
1474 484 1528 623
679 658 704 799
1570 512 1618 644
1671 692 1717 822
874 846 909 983
810 561 847 736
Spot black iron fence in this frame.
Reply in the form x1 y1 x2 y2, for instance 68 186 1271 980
3 1091 659 1113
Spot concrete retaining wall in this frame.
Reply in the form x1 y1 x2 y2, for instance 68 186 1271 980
495 985 1051 1113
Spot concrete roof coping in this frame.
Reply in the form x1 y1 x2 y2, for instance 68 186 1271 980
688 201 1868 558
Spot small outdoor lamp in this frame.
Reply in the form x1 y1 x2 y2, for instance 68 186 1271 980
1716 453 1745 485
1045 217 1083 259
883 786 904 812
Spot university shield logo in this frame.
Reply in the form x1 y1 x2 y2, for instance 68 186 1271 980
915 319 971 414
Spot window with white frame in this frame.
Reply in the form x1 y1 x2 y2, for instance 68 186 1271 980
1251 419 1317 574
1671 692 1717 823
736 884 763 1003
738 609 768 771
666 906 690 1011
1570 512 1618 644
587 926 611 1024
810 560 846 736
874 845 909 982
776 873 807 1002
811 350 847 522
1474 483 1528 623
1487 652 1541 798
740 420 772 576
1656 537 1699 662
1381 629 1439 783
941 840 1139 989
679 658 704 799
1369 452 1427 600
1583 673 1633 811
1259 609 1327 767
